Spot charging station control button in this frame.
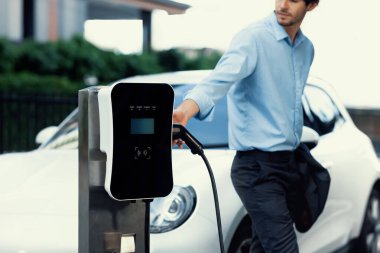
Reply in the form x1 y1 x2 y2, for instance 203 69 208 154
134 146 152 160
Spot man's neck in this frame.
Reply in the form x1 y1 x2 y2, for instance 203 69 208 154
283 25 301 44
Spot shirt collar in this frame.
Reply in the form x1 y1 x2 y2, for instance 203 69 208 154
267 12 305 47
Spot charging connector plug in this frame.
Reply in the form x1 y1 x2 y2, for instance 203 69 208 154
172 124 204 155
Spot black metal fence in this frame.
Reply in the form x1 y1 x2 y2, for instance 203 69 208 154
0 92 77 153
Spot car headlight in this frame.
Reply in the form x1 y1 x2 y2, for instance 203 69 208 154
150 185 196 233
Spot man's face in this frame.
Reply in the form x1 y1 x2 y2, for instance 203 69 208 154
275 0 316 27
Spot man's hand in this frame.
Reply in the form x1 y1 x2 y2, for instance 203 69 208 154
172 110 186 148
172 99 200 148
172 109 188 126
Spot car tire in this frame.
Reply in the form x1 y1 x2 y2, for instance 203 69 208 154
228 216 252 253
354 188 380 253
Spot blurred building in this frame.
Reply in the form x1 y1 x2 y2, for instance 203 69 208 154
0 0 190 51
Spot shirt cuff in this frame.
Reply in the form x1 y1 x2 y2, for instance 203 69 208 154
184 90 215 121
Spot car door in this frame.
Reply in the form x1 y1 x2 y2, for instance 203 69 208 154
298 83 372 252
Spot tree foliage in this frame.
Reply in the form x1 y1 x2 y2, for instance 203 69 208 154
0 36 222 93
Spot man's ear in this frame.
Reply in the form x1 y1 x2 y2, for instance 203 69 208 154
307 2 318 12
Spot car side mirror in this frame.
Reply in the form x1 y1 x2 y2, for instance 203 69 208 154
301 126 319 149
35 126 58 145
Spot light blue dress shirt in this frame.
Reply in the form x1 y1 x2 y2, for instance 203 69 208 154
185 12 314 151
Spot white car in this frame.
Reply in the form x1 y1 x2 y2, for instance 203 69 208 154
0 70 380 253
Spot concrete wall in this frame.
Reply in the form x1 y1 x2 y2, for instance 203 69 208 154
34 0 50 41
34 0 87 42
58 0 87 39
0 0 23 41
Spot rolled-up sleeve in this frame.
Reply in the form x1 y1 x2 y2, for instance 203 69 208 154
184 89 216 121
184 28 258 121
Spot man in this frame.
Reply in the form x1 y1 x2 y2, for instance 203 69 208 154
173 0 320 252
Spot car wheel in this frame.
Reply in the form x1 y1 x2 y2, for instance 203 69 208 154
228 217 252 253
355 189 380 253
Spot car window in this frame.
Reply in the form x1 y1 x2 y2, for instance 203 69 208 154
173 85 228 148
40 83 342 150
302 84 344 136
38 109 79 150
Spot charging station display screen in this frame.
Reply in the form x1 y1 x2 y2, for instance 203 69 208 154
130 118 154 134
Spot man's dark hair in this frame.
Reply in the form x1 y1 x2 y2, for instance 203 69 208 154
304 0 319 4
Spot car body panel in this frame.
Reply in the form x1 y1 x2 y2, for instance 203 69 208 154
0 150 78 253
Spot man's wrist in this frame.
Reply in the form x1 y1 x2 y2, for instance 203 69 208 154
174 99 200 126
180 99 199 120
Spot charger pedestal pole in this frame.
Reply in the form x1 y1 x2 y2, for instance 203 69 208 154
79 87 149 253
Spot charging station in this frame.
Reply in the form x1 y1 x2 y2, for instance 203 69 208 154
79 83 225 253
79 82 177 253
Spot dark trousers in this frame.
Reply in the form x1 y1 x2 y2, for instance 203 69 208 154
231 149 302 253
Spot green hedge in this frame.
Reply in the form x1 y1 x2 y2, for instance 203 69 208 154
0 36 222 93
0 38 16 73
0 72 81 94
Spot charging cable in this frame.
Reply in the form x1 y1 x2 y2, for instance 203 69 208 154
172 124 225 253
